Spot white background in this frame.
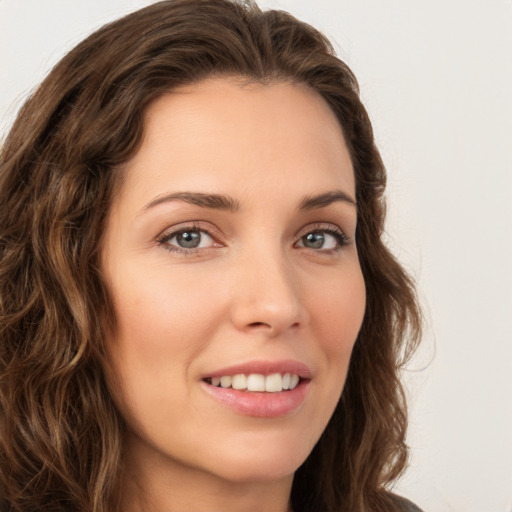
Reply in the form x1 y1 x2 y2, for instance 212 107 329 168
1 1 511 511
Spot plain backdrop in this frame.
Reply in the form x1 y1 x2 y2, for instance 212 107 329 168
1 1 511 511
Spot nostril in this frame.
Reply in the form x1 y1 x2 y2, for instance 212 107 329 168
248 322 270 328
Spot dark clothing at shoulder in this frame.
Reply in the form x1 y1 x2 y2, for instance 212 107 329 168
391 493 424 512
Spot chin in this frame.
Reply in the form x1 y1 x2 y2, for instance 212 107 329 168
198 434 313 484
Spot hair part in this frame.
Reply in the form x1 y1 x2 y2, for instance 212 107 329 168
0 1 422 511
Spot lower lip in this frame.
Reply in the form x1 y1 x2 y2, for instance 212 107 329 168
201 380 309 418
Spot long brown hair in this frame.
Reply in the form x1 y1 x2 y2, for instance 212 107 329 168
0 1 422 511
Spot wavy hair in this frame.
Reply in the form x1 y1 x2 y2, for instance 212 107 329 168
0 1 422 511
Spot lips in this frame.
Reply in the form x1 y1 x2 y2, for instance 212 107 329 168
201 360 311 417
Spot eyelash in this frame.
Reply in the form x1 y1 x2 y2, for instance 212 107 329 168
297 223 350 251
156 222 350 255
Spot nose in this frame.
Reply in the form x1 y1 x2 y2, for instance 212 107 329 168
229 248 308 337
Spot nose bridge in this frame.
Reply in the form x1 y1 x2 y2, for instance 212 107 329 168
230 240 305 335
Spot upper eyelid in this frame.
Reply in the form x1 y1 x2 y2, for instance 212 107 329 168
156 221 220 241
295 222 348 238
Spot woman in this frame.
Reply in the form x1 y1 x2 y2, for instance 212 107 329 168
0 1 422 511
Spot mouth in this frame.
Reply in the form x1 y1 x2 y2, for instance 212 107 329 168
201 362 311 417
203 372 303 393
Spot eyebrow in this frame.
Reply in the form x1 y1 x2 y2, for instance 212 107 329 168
298 190 357 210
140 188 356 215
141 192 241 213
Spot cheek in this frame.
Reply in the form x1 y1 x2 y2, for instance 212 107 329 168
307 264 365 419
295 266 365 450
103 268 217 419
310 266 366 357
108 263 218 356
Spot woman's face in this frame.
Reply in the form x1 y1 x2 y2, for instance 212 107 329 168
102 78 366 486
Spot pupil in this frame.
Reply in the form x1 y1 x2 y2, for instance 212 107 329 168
177 231 200 248
304 232 324 249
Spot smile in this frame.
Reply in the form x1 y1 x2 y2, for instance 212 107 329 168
201 362 311 418
204 373 301 392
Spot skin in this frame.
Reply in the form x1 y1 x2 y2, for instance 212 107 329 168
101 78 366 512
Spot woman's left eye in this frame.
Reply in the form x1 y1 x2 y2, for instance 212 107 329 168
295 229 347 251
158 228 216 251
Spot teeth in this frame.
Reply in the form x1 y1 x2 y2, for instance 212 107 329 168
247 373 265 391
207 373 301 392
265 373 282 392
290 374 299 389
231 374 247 390
220 376 232 388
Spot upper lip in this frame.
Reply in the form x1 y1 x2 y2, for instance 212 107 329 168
203 359 312 379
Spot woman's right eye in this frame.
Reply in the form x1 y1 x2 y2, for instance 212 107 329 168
157 227 217 252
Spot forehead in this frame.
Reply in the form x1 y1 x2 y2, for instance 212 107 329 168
118 77 355 206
